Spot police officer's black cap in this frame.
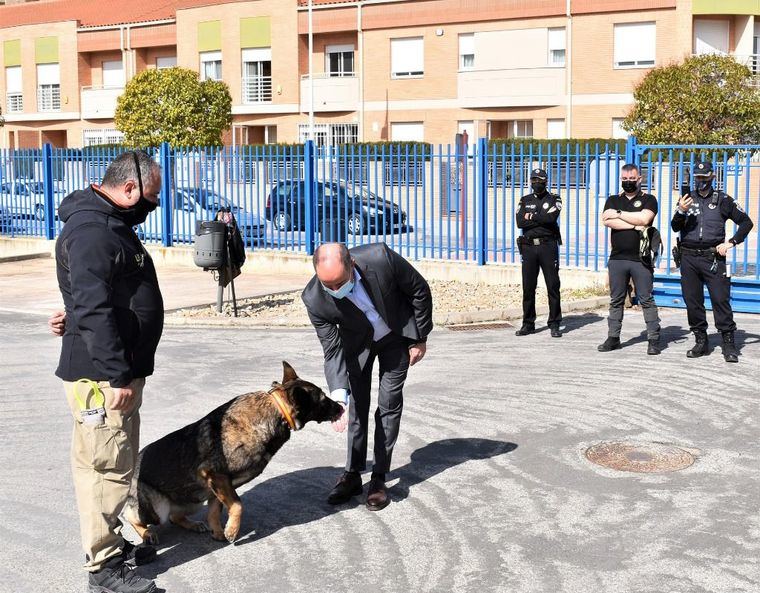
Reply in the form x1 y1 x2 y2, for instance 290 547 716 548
530 168 548 181
693 161 713 176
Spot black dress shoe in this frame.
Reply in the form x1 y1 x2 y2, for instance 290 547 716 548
327 471 363 505
550 326 562 338
515 324 535 336
366 477 390 511
597 337 621 352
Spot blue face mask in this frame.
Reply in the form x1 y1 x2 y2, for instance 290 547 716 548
322 274 354 299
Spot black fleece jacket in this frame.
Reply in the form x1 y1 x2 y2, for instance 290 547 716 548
55 186 164 387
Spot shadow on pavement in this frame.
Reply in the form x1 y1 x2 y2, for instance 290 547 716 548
138 437 517 578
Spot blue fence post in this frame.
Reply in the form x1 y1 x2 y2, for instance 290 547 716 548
625 134 638 164
42 143 56 240
304 140 315 255
476 137 488 265
159 142 173 247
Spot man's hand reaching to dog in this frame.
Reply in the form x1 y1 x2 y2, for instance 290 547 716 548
332 403 348 433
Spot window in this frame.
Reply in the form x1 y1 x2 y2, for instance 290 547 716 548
548 28 566 66
506 120 533 138
298 123 358 147
614 22 655 68
612 118 628 139
36 63 60 111
391 37 423 78
547 119 565 139
83 128 125 146
459 33 474 70
242 48 272 103
5 66 22 112
391 122 424 142
200 51 222 81
102 60 124 88
156 56 177 69
326 44 354 77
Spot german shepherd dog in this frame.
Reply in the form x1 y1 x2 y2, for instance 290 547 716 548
123 362 343 545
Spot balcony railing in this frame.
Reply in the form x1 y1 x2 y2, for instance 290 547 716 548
242 76 272 103
6 92 22 113
37 85 61 112
299 73 360 112
81 85 125 119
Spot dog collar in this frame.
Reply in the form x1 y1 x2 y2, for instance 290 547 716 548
269 387 298 431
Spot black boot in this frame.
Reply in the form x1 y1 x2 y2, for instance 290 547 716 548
515 324 535 336
721 331 739 363
687 331 709 358
647 339 661 355
549 324 563 338
597 337 621 352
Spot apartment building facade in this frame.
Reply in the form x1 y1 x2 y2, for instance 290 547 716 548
0 0 758 148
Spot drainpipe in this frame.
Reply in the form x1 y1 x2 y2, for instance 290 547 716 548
358 2 364 141
308 0 314 142
119 26 126 85
566 0 572 138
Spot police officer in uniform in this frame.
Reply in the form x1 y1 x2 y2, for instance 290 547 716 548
515 168 563 338
671 161 754 362
598 163 662 354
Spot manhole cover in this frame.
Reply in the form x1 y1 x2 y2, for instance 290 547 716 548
585 441 695 473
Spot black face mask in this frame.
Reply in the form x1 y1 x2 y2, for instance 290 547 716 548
130 151 158 225
621 180 638 193
696 178 713 194
531 182 547 195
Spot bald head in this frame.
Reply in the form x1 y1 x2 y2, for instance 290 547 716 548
313 243 354 290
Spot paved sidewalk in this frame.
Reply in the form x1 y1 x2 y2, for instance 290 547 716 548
0 256 312 315
1 307 758 593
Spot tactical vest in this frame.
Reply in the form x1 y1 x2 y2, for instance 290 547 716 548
680 190 728 247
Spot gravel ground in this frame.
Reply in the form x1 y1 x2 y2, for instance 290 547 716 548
168 280 608 325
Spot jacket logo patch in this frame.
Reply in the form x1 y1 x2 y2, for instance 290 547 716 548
135 253 145 268
708 203 717 210
542 202 549 209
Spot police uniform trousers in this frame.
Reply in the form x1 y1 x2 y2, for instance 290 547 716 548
680 252 736 333
521 239 562 327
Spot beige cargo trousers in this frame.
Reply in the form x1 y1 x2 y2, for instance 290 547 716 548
62 378 144 572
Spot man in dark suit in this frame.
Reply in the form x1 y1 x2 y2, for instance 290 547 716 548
302 242 433 511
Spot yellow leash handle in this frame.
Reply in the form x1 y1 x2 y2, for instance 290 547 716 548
73 379 106 411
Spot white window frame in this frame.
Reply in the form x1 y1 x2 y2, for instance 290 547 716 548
547 118 566 139
156 56 177 69
391 37 424 79
507 120 533 139
459 33 475 71
298 123 358 147
325 44 355 77
36 63 60 112
614 22 656 69
5 66 23 113
102 60 125 89
200 51 222 81
548 28 566 67
242 48 272 103
83 128 125 147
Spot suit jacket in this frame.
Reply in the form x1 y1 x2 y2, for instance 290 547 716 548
301 242 433 392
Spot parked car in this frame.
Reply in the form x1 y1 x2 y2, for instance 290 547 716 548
0 180 47 221
137 186 267 244
265 180 407 235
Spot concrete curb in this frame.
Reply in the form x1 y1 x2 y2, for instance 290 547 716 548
0 252 51 263
164 296 611 329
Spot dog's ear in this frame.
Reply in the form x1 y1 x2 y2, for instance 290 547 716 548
282 361 298 384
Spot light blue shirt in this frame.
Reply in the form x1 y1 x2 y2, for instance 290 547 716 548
329 269 391 405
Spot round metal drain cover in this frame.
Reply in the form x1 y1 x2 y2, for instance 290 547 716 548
585 441 695 473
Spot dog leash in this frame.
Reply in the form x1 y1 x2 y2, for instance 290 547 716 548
268 387 298 431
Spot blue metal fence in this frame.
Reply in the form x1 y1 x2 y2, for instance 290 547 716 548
1 138 758 310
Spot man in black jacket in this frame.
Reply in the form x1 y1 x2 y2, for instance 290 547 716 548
671 161 754 362
302 242 433 511
514 168 563 338
52 151 162 593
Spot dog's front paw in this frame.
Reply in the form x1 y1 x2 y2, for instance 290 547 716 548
224 522 240 543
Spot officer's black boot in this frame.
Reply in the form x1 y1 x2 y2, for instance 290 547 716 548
647 339 661 356
720 331 739 363
597 336 621 352
686 331 709 358
549 324 563 338
515 324 535 336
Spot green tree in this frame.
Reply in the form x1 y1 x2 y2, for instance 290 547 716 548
115 67 232 147
623 54 760 144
